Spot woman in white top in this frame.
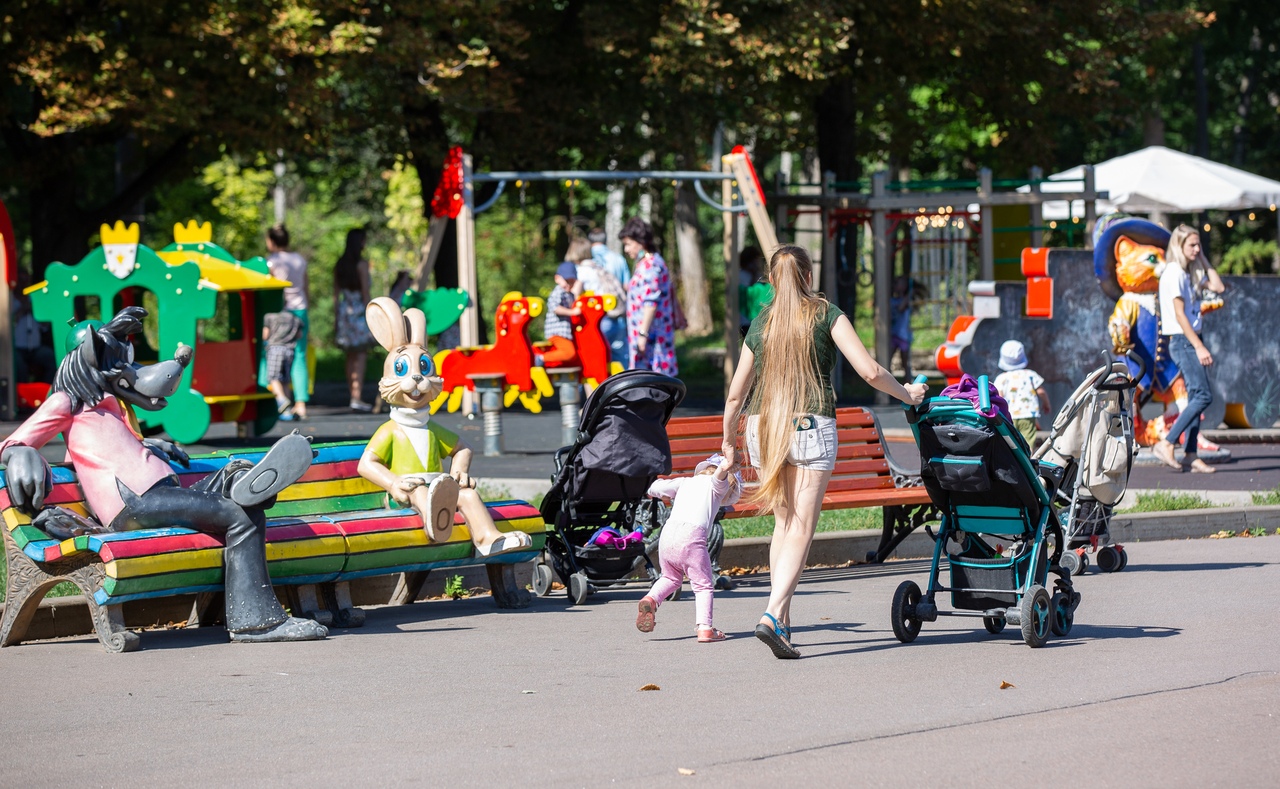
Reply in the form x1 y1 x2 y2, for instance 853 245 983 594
1152 225 1225 473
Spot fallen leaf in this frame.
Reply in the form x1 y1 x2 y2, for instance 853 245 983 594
639 684 661 691
522 690 537 694
820 616 831 621
1000 681 1016 690
677 768 696 776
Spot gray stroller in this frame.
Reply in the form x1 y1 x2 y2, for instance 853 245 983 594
1032 353 1140 576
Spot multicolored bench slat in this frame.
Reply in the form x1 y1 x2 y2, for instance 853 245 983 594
1 441 546 606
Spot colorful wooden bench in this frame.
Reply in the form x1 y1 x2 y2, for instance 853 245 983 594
0 442 546 652
665 407 938 563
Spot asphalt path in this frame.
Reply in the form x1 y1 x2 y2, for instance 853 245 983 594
2 536 1277 787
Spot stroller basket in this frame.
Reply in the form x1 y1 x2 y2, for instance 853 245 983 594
572 540 650 580
948 544 1045 610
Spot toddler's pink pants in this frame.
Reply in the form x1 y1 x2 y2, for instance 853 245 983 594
644 521 715 627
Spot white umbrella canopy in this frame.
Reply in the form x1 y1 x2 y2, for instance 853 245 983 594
1026 145 1280 221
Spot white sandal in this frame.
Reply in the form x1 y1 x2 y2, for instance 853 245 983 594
474 531 533 557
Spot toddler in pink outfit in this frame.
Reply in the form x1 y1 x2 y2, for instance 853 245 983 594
636 453 742 642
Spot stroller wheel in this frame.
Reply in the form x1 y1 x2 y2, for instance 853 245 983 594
1096 545 1122 573
1050 591 1074 637
1059 550 1081 578
1020 585 1051 648
1079 552 1090 573
983 616 1006 635
531 563 555 597
568 572 590 605
890 581 923 643
1117 547 1129 571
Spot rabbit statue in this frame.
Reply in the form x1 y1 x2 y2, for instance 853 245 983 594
356 297 533 556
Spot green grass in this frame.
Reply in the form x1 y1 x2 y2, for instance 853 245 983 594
1119 491 1217 514
722 507 882 540
1252 487 1280 506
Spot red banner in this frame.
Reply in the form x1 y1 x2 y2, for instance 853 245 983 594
731 145 765 208
430 146 466 219
0 198 16 288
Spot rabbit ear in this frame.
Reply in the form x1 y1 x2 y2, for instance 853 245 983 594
366 297 408 350
404 308 427 347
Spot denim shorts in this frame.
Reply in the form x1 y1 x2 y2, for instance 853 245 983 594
746 414 838 472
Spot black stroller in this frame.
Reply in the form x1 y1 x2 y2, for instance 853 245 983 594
535 370 687 605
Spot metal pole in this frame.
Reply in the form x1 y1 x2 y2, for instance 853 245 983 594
821 170 839 395
457 155 480 417
979 168 994 281
1083 165 1098 249
273 153 286 225
871 171 890 405
723 174 741 397
471 375 505 456
1029 166 1043 249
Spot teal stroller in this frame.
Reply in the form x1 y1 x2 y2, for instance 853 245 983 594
891 375 1079 648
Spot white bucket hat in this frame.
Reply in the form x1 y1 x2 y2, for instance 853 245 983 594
696 453 744 507
998 340 1029 371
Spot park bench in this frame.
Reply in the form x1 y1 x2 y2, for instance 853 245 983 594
0 441 546 652
665 407 938 564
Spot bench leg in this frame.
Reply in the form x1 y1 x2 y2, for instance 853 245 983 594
487 563 530 609
390 570 431 606
187 592 225 628
290 584 334 627
2 529 138 652
869 503 941 564
331 582 365 628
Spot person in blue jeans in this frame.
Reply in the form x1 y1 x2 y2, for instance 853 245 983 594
1152 225 1225 474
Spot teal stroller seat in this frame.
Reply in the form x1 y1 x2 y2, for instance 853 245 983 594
890 375 1079 648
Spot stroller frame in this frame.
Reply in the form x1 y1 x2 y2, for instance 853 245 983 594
535 370 687 605
892 375 1079 648
1033 353 1140 576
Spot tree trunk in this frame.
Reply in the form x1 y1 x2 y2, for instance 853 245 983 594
815 75 860 183
674 186 713 337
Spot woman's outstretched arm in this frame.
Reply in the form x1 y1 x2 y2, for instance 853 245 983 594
721 343 757 467
830 314 926 405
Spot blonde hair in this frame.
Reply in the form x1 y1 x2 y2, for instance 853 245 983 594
744 245 827 513
1166 224 1208 281
565 237 593 263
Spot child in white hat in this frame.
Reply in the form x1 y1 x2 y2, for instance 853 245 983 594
993 340 1050 448
636 454 742 642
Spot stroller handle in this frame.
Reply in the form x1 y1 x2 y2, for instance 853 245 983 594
903 374 930 414
1096 350 1143 392
977 374 991 412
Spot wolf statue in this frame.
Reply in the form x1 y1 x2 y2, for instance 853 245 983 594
0 307 327 643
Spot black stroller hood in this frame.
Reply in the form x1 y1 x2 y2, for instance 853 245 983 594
541 370 686 519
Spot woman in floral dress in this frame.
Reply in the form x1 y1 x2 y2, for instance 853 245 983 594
620 218 678 376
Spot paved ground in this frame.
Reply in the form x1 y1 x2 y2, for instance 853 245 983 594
2 536 1277 786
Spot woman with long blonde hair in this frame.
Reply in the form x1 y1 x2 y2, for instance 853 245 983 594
1152 225 1225 473
721 245 927 659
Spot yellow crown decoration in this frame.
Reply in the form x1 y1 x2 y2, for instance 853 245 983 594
100 221 140 245
173 220 213 245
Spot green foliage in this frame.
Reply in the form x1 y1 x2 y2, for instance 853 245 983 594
1121 491 1217 513
443 574 468 600
1247 527 1267 537
722 507 882 540
1220 239 1278 274
1252 487 1280 506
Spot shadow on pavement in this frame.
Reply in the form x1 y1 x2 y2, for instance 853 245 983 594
1108 561 1274 573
